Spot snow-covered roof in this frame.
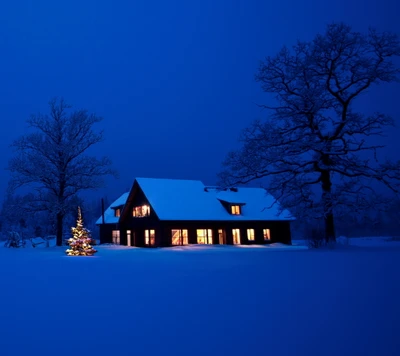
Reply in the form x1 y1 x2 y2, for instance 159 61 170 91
97 178 294 224
110 192 129 208
95 192 129 225
134 177 294 221
216 189 247 205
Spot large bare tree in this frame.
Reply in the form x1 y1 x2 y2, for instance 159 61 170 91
8 98 115 246
220 23 400 242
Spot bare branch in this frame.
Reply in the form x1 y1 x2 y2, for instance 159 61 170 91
7 98 117 246
220 23 400 241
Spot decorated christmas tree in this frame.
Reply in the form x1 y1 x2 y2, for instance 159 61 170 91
66 207 97 256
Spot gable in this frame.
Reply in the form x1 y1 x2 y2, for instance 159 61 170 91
119 181 159 222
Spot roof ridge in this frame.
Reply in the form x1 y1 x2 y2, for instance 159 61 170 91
136 177 204 183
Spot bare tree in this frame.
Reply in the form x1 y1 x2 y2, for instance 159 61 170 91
8 98 116 246
220 23 400 243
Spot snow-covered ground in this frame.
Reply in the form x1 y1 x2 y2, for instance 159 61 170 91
347 235 400 247
0 239 399 356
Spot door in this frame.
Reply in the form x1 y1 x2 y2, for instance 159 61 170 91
232 229 241 245
218 229 226 244
263 229 271 241
145 230 156 246
127 230 132 247
112 230 120 244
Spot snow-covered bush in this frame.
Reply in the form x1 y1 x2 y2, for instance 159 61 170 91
4 231 25 248
306 227 326 249
336 236 349 245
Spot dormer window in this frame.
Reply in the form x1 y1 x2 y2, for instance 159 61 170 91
114 208 121 217
231 205 241 215
217 198 245 216
133 205 150 217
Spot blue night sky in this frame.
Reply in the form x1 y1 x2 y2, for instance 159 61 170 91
0 0 399 201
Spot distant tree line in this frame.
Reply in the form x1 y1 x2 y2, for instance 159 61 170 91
0 192 103 241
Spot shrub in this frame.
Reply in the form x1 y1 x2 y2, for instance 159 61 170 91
306 227 326 249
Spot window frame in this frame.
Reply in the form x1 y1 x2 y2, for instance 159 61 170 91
171 229 189 246
133 205 151 218
263 229 271 241
196 229 213 244
230 205 241 215
232 229 241 245
247 229 255 241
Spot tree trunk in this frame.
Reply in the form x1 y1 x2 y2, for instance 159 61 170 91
324 210 335 243
321 169 336 243
57 176 66 247
56 212 63 246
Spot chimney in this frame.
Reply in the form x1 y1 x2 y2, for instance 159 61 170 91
101 198 105 224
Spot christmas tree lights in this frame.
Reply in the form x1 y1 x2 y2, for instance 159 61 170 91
66 207 97 256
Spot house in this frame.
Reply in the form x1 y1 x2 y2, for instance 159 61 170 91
96 177 294 247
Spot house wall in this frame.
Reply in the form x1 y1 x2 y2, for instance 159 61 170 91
117 220 292 247
269 221 292 244
98 224 118 244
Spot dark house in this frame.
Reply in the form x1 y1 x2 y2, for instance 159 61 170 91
96 177 294 247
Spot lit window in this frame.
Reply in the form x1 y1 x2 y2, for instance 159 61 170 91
145 229 155 246
112 230 120 244
115 208 121 217
247 229 255 241
171 229 188 245
232 229 241 245
196 229 213 244
263 229 271 240
231 205 241 215
133 205 150 217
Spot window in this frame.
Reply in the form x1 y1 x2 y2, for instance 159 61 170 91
263 229 271 241
197 229 213 244
145 230 155 246
133 205 150 217
114 208 121 217
247 229 255 241
231 205 241 215
171 229 188 245
232 229 241 245
112 230 120 244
